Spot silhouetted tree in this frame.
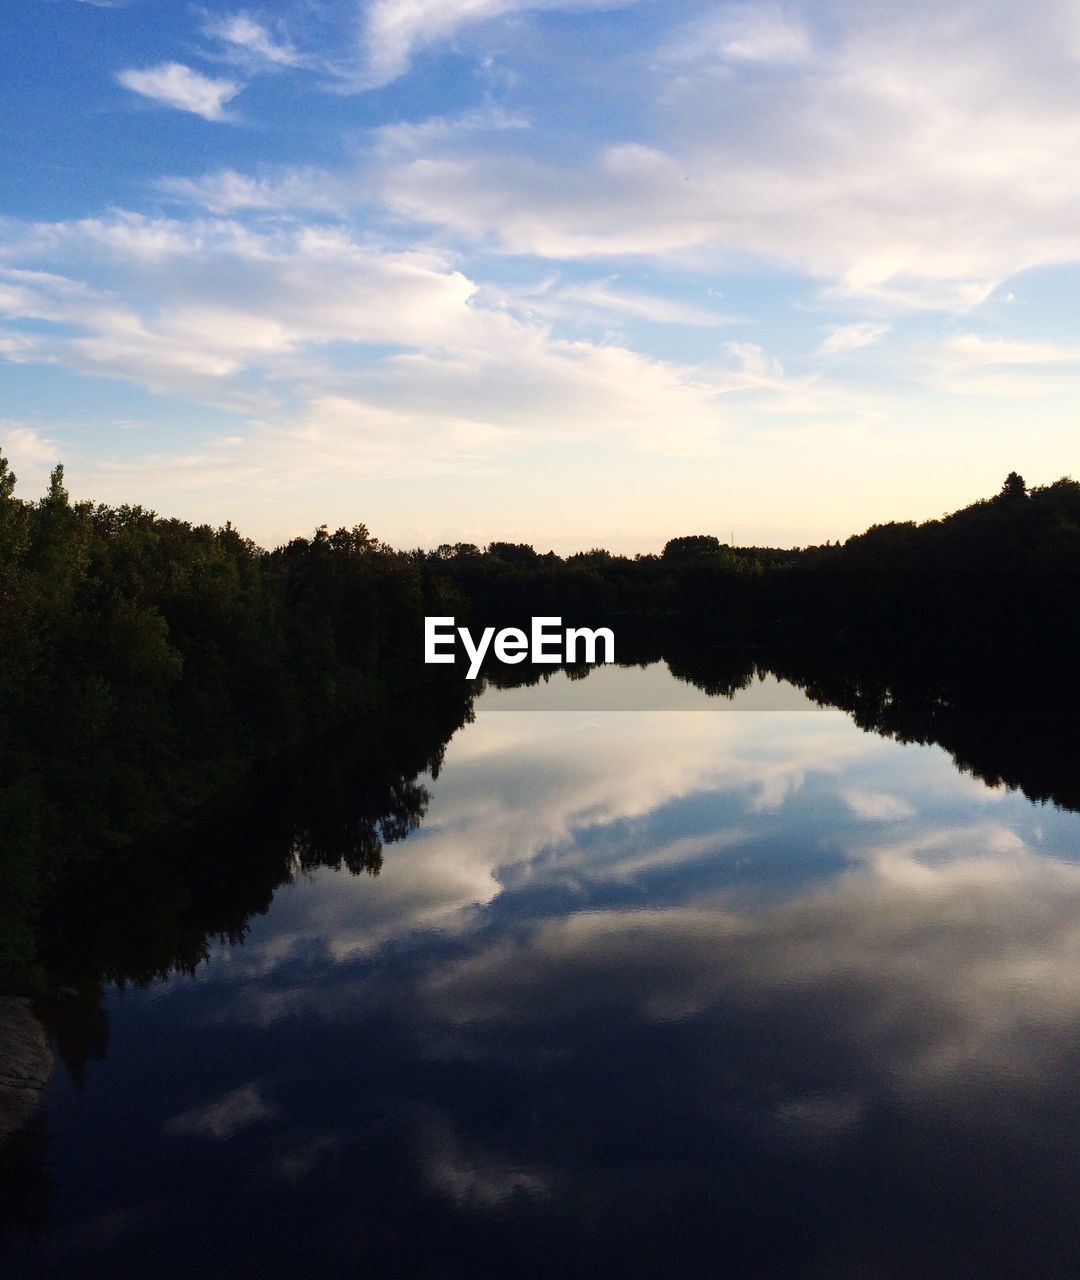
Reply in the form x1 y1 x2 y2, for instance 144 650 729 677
486 541 539 566
662 534 723 561
1000 471 1028 501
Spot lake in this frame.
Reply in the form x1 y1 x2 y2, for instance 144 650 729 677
3 658 1079 1278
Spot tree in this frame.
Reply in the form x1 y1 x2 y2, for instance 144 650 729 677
486 541 539 566
1000 471 1027 501
662 534 722 561
0 449 15 503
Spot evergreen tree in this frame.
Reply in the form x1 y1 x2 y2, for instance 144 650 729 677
1000 471 1027 501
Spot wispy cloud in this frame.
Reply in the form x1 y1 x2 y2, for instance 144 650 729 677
153 106 527 214
505 276 739 327
358 0 638 89
155 167 345 214
930 332 1080 397
116 62 243 122
939 334 1080 366
164 1083 277 1140
662 5 812 67
203 12 305 69
842 789 915 822
819 323 890 355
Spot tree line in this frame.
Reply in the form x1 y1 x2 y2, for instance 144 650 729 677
419 470 1080 657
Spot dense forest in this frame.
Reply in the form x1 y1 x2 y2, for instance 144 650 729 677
422 469 1080 657
0 452 462 989
2 450 1079 992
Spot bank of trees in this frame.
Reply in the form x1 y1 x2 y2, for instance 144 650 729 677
0 454 461 985
417 471 1080 651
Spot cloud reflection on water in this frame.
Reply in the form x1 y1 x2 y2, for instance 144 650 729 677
47 665 1077 1279
188 670 1079 1124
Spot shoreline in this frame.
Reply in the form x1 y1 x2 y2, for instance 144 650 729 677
0 997 53 1146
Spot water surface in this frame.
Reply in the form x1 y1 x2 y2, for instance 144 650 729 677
4 663 1079 1278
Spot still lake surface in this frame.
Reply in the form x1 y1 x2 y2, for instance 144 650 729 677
4 662 1080 1277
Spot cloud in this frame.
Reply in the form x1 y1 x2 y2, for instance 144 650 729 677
819 322 890 355
156 167 343 214
153 106 526 215
505 276 739 327
420 829 1080 1089
0 423 57 463
116 62 244 121
192 695 881 986
363 0 1080 309
0 217 481 394
663 5 812 67
200 687 1079 1114
358 0 637 89
0 423 60 496
162 692 1080 1271
929 332 1080 397
0 210 879 518
5 211 211 263
418 1111 550 1207
842 789 915 821
938 334 1080 366
204 12 304 68
164 1083 277 1139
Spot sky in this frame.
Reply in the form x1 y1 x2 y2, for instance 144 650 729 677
2 0 1079 552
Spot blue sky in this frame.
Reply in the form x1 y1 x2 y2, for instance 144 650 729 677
2 0 1079 550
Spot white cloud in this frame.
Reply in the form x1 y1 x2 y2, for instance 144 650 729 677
0 423 56 462
929 332 1080 397
422 832 1080 1085
819 323 890 355
506 276 738 327
116 62 243 122
842 789 915 821
190 692 873 984
183 681 1074 1086
164 1083 277 1139
359 0 637 88
204 12 304 68
0 267 116 324
0 423 60 496
153 106 526 214
156 167 345 214
0 211 878 507
365 0 1080 309
6 211 214 263
664 5 812 67
133 1 1080 320
195 692 1077 1104
939 334 1080 366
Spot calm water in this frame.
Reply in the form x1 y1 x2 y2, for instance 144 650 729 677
4 663 1080 1278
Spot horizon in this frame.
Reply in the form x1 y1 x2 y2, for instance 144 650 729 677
4 1 1080 552
4 453 1055 558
